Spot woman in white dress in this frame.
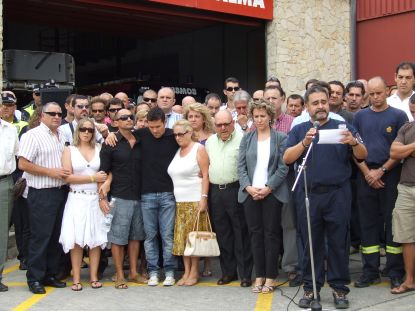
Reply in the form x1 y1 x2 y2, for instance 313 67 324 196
59 118 108 291
168 120 210 286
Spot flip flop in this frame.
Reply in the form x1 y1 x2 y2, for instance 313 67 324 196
127 274 148 284
261 284 276 294
251 284 263 293
115 281 128 289
71 283 83 291
391 284 415 294
90 280 102 289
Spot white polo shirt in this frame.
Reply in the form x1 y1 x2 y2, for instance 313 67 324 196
387 91 415 122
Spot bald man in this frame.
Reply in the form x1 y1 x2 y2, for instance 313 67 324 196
353 76 408 290
115 92 129 109
157 87 182 128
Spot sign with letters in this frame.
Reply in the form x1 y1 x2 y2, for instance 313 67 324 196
149 0 273 20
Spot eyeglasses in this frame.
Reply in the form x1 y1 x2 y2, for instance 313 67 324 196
173 131 188 138
215 122 232 128
225 87 240 92
143 97 157 103
92 109 105 113
44 111 63 117
76 104 90 110
108 108 122 113
117 114 134 121
79 127 94 134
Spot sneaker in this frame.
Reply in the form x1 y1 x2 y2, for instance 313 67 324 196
298 290 320 308
163 272 175 286
332 290 349 309
354 275 381 288
147 274 159 287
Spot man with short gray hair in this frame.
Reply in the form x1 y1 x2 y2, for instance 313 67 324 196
233 90 253 133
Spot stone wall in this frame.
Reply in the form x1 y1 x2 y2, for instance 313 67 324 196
266 0 351 95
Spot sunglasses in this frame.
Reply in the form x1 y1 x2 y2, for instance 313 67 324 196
34 92 40 96
79 127 94 134
92 109 105 113
215 122 232 128
173 131 188 138
44 111 63 117
143 97 157 103
76 104 90 110
108 108 122 113
117 115 134 121
225 87 240 92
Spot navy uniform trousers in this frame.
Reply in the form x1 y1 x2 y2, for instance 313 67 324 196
295 182 351 293
356 165 404 280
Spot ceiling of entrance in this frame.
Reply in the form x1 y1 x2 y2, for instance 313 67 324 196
5 0 263 39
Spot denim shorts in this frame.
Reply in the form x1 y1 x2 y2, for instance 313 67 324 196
107 197 145 245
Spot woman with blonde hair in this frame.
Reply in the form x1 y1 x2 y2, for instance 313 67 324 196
59 118 108 291
168 119 210 286
184 103 214 145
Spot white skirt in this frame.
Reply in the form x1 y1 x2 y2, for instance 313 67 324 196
59 192 107 253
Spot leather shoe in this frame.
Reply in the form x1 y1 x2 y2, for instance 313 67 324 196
390 277 403 289
19 261 28 271
28 281 46 294
43 277 66 288
0 282 8 292
217 275 237 285
240 279 252 287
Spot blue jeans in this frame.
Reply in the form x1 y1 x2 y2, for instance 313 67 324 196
141 192 177 275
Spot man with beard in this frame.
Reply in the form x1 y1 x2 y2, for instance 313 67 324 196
284 85 367 309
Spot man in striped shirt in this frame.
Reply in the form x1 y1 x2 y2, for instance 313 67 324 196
18 102 70 294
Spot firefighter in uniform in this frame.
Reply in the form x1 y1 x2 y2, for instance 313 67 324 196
284 85 367 309
353 76 407 290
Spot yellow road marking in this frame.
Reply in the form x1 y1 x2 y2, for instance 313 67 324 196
3 264 19 275
254 293 274 311
11 287 54 311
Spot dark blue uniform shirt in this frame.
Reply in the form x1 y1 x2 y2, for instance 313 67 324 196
286 119 358 187
353 106 407 165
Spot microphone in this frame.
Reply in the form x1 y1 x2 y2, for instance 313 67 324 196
313 121 320 129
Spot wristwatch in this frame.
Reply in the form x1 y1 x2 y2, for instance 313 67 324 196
381 166 388 173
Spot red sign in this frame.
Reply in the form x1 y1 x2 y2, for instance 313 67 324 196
149 0 273 20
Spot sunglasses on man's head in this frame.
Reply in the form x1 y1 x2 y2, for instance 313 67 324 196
225 87 240 92
44 111 62 117
117 114 134 121
143 97 157 103
79 127 94 134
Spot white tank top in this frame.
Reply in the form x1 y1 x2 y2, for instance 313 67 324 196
167 142 202 202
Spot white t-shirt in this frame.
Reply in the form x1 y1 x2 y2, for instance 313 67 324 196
252 137 270 188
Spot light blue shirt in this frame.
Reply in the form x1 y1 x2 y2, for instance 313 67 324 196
165 111 183 129
290 111 345 130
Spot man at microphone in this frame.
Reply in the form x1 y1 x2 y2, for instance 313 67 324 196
284 85 367 309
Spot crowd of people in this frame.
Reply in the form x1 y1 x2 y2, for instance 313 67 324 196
0 60 415 310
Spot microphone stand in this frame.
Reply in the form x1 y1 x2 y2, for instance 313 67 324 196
292 138 322 311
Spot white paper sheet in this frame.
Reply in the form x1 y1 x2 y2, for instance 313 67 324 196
317 129 344 144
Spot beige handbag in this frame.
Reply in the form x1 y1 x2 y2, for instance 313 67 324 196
184 211 220 257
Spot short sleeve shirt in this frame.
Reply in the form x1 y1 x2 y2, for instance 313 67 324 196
394 121 415 186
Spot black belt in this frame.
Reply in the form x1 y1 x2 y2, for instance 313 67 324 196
307 184 341 194
210 181 239 190
0 175 10 181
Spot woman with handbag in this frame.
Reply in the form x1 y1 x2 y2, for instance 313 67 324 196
167 119 210 286
237 99 289 294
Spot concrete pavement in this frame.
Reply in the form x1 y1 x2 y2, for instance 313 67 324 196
1 253 415 311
